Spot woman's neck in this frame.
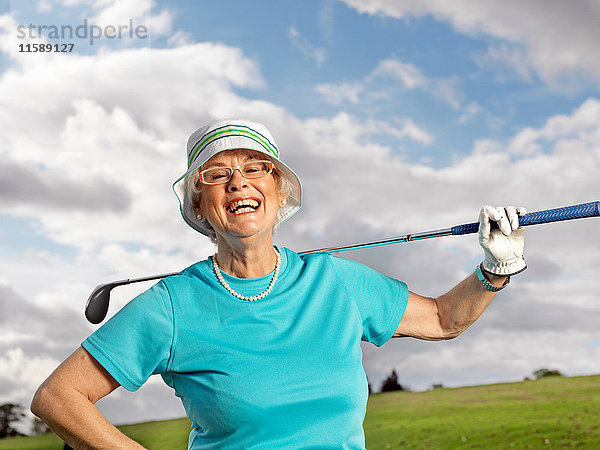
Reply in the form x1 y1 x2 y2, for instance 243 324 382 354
214 237 277 279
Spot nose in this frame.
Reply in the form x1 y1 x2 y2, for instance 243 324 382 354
226 168 248 192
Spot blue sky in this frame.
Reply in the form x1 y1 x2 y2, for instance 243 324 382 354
1 0 600 431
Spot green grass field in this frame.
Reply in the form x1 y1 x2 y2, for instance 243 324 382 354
364 375 600 449
2 374 599 449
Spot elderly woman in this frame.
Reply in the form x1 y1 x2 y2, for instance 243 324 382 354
32 119 526 449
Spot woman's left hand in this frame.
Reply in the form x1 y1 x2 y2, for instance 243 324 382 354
478 205 527 276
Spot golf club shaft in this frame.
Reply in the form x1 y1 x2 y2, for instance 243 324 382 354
304 200 600 254
85 200 599 324
298 228 453 254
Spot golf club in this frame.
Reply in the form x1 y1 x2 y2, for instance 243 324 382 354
85 200 599 324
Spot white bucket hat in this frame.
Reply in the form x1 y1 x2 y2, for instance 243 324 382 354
172 119 302 237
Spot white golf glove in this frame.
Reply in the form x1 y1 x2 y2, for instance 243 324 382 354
479 205 527 276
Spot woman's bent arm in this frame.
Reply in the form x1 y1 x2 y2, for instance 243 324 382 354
31 346 144 449
394 271 507 341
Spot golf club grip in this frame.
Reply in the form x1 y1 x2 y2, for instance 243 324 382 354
451 201 600 236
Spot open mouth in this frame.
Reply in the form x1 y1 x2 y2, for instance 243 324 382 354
226 198 261 215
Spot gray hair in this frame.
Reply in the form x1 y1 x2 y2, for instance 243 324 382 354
186 162 293 244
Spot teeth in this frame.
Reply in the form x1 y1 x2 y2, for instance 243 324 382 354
227 199 260 213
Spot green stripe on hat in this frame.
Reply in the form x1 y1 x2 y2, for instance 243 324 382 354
188 125 279 166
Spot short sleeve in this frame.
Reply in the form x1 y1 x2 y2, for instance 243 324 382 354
330 256 408 347
81 280 174 391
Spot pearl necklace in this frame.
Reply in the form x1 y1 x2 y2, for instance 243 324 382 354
212 249 281 301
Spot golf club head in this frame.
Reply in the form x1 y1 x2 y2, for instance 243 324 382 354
85 283 116 324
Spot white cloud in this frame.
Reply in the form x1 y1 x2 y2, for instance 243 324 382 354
315 57 480 122
396 118 434 145
139 7 173 37
338 0 600 86
480 44 535 82
430 78 462 110
36 0 53 13
166 30 193 47
289 26 327 67
370 59 425 89
365 327 600 392
0 348 60 403
318 0 336 46
359 116 433 145
314 81 364 106
89 0 154 27
61 0 87 7
0 13 17 53
0 156 131 212
458 102 481 124
509 98 600 154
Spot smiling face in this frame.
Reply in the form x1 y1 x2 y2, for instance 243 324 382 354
194 149 286 245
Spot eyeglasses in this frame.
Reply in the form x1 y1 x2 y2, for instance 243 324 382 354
198 160 275 185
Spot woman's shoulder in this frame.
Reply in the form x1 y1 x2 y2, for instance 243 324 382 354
162 258 213 288
298 250 379 277
282 247 366 273
280 246 332 265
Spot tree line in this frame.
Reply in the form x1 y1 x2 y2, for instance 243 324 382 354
369 367 564 395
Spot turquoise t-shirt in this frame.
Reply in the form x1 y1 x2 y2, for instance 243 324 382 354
82 247 408 449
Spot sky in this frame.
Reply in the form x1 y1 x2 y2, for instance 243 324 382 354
1 0 599 432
